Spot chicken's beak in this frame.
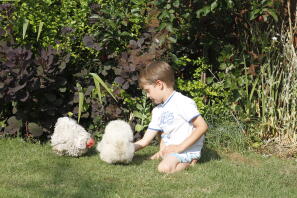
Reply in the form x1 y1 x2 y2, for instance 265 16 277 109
86 138 95 148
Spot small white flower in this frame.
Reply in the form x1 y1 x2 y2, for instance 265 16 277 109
154 38 160 43
272 36 277 41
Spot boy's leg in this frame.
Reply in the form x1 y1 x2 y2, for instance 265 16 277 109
158 155 191 174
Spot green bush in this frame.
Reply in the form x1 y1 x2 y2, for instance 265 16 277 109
175 56 230 115
0 0 152 139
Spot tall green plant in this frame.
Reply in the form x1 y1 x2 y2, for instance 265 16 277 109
254 24 297 141
90 73 117 103
76 73 117 123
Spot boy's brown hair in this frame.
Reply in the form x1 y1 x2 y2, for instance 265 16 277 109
138 61 175 88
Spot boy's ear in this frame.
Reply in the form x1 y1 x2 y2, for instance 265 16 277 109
155 80 163 87
155 80 164 89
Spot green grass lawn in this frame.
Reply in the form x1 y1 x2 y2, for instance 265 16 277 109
1 138 297 198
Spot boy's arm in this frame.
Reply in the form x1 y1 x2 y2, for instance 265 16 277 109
162 116 208 155
150 136 165 160
160 137 165 150
134 129 159 151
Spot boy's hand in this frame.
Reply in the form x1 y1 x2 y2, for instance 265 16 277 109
150 151 163 160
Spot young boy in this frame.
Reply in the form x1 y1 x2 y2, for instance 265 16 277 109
134 61 208 174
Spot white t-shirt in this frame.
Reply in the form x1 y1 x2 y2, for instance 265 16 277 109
148 91 205 153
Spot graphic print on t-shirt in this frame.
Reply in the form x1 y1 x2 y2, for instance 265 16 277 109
159 111 174 128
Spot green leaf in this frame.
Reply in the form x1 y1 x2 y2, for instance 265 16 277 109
37 21 44 41
90 73 117 102
136 104 142 110
206 77 214 84
167 37 177 43
196 6 211 18
159 10 169 20
135 124 144 132
92 74 102 104
7 116 22 128
249 77 259 101
28 122 43 137
264 9 278 22
166 24 174 32
227 0 234 8
173 0 180 8
59 87 67 92
159 22 167 30
249 9 261 20
76 83 84 123
133 111 143 119
22 19 29 39
211 0 218 11
262 0 272 6
219 63 228 70
170 53 179 63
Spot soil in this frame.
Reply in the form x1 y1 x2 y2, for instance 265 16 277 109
256 137 297 159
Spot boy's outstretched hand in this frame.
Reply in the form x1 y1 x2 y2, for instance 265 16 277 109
150 151 163 160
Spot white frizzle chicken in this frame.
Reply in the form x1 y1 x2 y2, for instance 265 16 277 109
51 117 95 157
97 120 135 164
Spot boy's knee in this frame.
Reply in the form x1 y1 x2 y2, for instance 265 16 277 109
157 163 172 173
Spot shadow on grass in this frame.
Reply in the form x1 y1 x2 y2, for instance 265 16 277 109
131 153 153 165
199 147 221 163
18 157 115 197
1 139 117 197
103 153 152 166
83 147 98 157
131 146 221 165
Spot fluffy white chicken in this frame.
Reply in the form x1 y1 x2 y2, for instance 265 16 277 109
97 120 135 164
51 117 95 157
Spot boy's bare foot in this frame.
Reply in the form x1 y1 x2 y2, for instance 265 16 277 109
190 159 198 166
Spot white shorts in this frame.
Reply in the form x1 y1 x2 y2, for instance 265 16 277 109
169 151 201 163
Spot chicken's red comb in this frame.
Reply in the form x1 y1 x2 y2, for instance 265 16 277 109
86 138 95 148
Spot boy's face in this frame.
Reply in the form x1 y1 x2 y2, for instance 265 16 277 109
142 81 164 104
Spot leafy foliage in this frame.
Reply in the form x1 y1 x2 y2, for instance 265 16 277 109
115 29 170 90
176 57 229 115
0 0 294 148
0 38 70 137
132 94 152 133
0 0 157 139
